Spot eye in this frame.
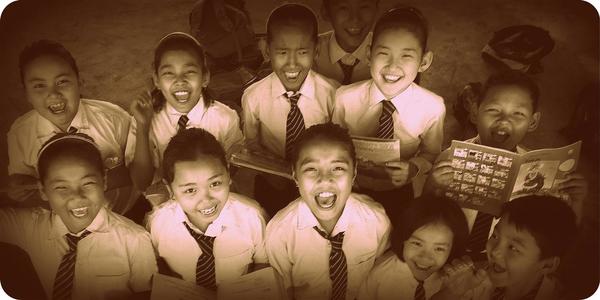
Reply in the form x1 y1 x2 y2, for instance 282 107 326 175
209 181 222 188
82 180 97 187
276 50 287 55
161 71 174 77
185 69 198 75
332 166 346 173
509 244 520 253
377 51 389 56
298 50 308 55
409 240 422 247
33 83 46 89
435 246 448 252
513 111 526 117
183 187 197 194
57 79 70 86
54 186 67 191
402 54 414 58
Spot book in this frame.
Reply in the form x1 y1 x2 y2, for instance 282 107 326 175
445 140 582 215
229 146 293 180
352 136 401 190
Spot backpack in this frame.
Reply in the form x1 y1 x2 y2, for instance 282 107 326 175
482 25 555 74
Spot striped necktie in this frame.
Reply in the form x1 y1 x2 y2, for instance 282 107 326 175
314 227 347 300
414 279 425 300
466 211 494 256
52 230 92 300
338 59 359 85
67 126 78 134
376 100 396 139
178 115 189 132
184 222 217 290
285 92 305 159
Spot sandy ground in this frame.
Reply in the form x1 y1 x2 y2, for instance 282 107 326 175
0 0 598 297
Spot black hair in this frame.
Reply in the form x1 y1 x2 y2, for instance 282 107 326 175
478 70 540 112
162 127 228 184
290 122 356 168
152 33 212 112
37 133 103 183
19 40 79 84
321 0 380 16
501 195 577 259
266 3 318 44
392 196 469 263
372 5 429 51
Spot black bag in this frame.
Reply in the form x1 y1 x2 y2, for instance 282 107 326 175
482 25 555 74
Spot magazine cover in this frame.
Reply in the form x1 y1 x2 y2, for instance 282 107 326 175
352 136 401 190
229 146 293 180
445 140 581 215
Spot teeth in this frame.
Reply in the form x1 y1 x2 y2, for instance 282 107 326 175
318 192 334 197
496 130 507 136
492 263 506 273
347 27 362 34
71 207 88 218
174 91 189 96
49 102 66 113
199 206 216 215
285 72 299 79
383 74 401 82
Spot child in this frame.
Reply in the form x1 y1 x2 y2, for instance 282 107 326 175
126 32 243 193
266 123 391 300
242 3 339 216
7 40 131 210
425 71 588 259
332 6 444 222
0 133 157 299
358 196 469 300
147 128 268 288
315 0 379 85
435 195 578 300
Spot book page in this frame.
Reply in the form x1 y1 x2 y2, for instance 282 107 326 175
229 146 292 180
218 267 285 300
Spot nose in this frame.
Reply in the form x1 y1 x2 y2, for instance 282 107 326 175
286 52 298 68
48 85 62 98
487 239 503 259
194 188 213 205
317 171 334 183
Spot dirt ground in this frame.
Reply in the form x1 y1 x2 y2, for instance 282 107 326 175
0 0 598 297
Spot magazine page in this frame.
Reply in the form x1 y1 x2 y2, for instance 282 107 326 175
229 146 293 180
510 141 581 201
352 136 401 191
218 267 285 300
446 140 520 215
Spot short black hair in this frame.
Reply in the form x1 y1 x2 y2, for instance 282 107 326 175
372 5 429 51
479 70 540 111
392 196 469 262
152 32 212 112
501 195 577 259
162 127 228 184
290 122 356 168
321 0 380 15
266 3 318 44
37 133 103 183
19 40 79 84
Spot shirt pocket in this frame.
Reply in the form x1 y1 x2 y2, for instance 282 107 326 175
92 258 131 295
347 250 376 288
214 248 253 282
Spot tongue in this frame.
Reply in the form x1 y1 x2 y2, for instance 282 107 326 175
316 195 336 208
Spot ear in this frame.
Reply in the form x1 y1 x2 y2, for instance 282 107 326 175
366 46 372 65
540 256 560 275
528 112 541 132
292 169 299 187
152 73 160 89
103 173 108 192
38 181 48 202
314 42 320 62
418 51 434 72
202 69 211 88
164 182 175 200
352 164 358 183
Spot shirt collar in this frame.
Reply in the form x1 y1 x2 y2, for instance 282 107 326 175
35 100 88 138
328 31 372 64
269 71 316 101
49 206 110 240
165 97 206 126
296 195 354 235
174 199 234 237
368 81 415 110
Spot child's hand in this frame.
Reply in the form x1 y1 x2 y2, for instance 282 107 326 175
427 160 454 190
557 172 588 224
384 160 417 187
441 256 487 297
129 91 154 128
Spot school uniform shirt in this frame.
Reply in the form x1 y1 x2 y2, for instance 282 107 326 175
464 275 561 300
358 251 442 300
333 80 445 190
265 193 391 300
124 98 243 184
314 31 372 84
242 70 339 158
0 206 157 300
7 98 130 177
147 192 268 284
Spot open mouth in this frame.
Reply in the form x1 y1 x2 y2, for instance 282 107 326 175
490 262 506 274
48 102 66 114
490 127 511 143
71 207 88 218
345 27 363 36
199 205 217 216
315 191 337 209
284 71 300 81
172 90 191 103
382 74 402 83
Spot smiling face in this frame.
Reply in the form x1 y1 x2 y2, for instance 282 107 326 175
40 156 106 233
268 25 316 92
154 48 208 113
476 85 540 151
403 222 453 281
368 28 432 99
323 0 377 53
486 215 551 293
23 54 81 132
169 155 230 231
294 139 356 225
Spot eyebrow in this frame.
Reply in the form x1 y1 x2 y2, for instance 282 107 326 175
47 174 100 184
176 173 223 187
27 73 74 82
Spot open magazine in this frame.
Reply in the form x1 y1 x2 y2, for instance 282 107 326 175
229 146 292 180
352 136 401 190
151 267 285 300
445 140 582 215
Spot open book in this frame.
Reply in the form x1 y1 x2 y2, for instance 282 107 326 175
150 267 285 300
445 140 581 215
352 136 401 167
229 146 292 180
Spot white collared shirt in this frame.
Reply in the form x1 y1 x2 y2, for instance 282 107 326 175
265 193 391 300
242 70 339 158
358 251 442 300
124 98 243 183
147 193 268 284
314 31 372 85
7 99 130 176
0 206 157 300
333 80 446 174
